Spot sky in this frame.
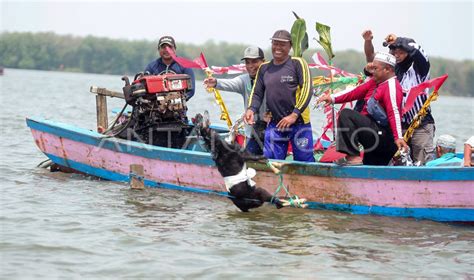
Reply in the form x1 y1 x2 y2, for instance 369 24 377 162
1 0 473 61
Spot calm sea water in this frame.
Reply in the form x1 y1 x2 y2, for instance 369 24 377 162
1 68 473 279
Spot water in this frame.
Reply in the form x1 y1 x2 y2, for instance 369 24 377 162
1 68 473 278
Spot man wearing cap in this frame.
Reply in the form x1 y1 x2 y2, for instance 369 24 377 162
203 46 266 155
363 31 434 165
426 135 462 167
144 35 195 100
245 29 314 162
319 52 408 165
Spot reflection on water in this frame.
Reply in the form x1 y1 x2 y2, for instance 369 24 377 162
1 69 473 278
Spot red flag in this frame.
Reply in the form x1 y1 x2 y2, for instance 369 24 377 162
193 53 208 69
319 145 346 163
403 74 448 115
314 140 324 151
166 46 204 69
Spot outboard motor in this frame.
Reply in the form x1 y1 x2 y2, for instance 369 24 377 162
117 73 193 148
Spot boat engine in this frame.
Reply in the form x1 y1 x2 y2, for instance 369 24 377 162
116 73 193 148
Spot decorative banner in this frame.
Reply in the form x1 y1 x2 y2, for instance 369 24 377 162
194 52 208 69
210 64 247 75
165 49 360 77
402 74 448 115
166 46 233 128
310 52 356 77
166 46 204 69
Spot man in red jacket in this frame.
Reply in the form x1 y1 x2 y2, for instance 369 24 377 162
319 52 408 165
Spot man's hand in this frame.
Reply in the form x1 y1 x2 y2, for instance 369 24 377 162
276 112 298 130
203 77 217 89
384 34 397 46
365 62 375 74
362 30 373 41
244 109 255 125
395 138 409 152
317 94 333 106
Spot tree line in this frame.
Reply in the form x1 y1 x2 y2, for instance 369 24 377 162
1 32 472 96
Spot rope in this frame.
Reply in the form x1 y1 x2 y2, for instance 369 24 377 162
129 172 144 182
104 102 129 134
37 158 53 168
266 162 304 208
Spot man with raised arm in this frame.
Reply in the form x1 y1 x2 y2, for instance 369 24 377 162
203 46 266 155
319 52 408 165
362 30 434 165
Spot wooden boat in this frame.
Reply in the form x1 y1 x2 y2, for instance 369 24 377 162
26 116 474 222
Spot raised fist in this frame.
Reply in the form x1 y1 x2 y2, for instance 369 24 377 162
362 30 373 41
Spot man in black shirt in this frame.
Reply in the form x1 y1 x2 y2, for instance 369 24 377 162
245 30 314 162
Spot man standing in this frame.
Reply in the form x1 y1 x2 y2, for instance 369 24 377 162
139 36 195 148
245 30 314 162
203 46 266 155
144 35 195 101
319 52 408 165
363 31 434 164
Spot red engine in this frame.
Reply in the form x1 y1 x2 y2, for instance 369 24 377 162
132 74 192 95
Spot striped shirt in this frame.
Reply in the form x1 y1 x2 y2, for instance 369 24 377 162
393 37 432 126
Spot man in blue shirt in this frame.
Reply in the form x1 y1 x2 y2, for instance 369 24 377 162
144 36 195 100
426 134 462 167
137 36 195 148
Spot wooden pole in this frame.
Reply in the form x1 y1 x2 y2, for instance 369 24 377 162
130 164 145 190
90 86 124 99
96 95 108 132
329 60 336 141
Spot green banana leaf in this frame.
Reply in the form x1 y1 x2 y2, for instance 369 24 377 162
315 22 335 60
291 12 308 57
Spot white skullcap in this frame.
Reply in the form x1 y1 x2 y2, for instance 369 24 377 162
436 134 456 149
374 52 396 67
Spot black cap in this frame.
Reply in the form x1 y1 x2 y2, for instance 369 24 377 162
270 30 292 43
388 37 414 52
158 36 176 49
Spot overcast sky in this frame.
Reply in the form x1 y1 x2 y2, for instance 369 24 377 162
2 0 473 61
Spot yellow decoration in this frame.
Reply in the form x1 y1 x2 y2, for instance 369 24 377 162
393 90 439 159
204 68 233 128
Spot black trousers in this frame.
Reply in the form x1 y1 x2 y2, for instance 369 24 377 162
336 109 398 166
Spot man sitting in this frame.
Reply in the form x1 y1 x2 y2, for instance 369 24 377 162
318 52 408 165
426 135 463 167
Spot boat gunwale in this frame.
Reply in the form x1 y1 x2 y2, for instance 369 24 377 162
26 116 474 182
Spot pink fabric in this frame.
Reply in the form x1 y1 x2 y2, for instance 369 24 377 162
166 46 204 69
310 52 357 77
